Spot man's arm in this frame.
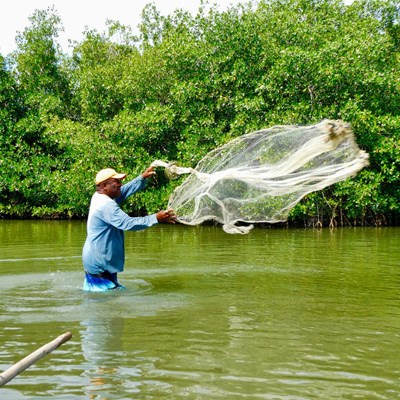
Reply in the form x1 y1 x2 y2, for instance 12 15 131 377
102 202 176 231
103 201 158 231
116 166 156 204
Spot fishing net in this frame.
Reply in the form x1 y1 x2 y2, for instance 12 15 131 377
152 120 369 234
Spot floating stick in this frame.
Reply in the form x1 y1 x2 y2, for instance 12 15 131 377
0 331 72 387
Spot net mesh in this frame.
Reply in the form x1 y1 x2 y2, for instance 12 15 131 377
152 120 369 234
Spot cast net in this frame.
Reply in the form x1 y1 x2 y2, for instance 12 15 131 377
151 120 369 234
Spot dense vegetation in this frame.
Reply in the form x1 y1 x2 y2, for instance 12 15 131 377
1 0 399 227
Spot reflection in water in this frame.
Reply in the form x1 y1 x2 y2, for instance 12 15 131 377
80 316 125 400
78 282 186 399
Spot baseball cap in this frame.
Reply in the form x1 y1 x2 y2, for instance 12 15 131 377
95 168 126 184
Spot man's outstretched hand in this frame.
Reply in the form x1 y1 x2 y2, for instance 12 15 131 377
156 209 177 224
142 166 156 179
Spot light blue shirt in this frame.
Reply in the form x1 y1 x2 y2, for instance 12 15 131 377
82 176 158 274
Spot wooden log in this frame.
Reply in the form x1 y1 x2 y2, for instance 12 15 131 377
0 331 72 387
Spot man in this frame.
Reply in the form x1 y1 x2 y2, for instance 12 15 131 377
82 166 176 291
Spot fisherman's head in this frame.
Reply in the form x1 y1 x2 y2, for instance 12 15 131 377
95 168 126 198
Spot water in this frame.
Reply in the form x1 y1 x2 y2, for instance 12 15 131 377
0 221 399 399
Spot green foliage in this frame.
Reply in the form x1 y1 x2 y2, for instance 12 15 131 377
0 0 399 226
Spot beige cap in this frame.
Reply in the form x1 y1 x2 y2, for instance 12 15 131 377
95 168 126 184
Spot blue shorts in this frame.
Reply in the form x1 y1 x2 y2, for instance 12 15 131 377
83 271 125 292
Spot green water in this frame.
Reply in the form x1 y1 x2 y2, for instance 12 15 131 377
0 221 399 399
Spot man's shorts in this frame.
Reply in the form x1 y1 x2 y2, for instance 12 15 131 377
83 271 125 292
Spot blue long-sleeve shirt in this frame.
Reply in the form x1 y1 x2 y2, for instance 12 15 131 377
82 175 158 274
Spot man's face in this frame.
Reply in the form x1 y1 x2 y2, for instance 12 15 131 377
103 178 123 199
